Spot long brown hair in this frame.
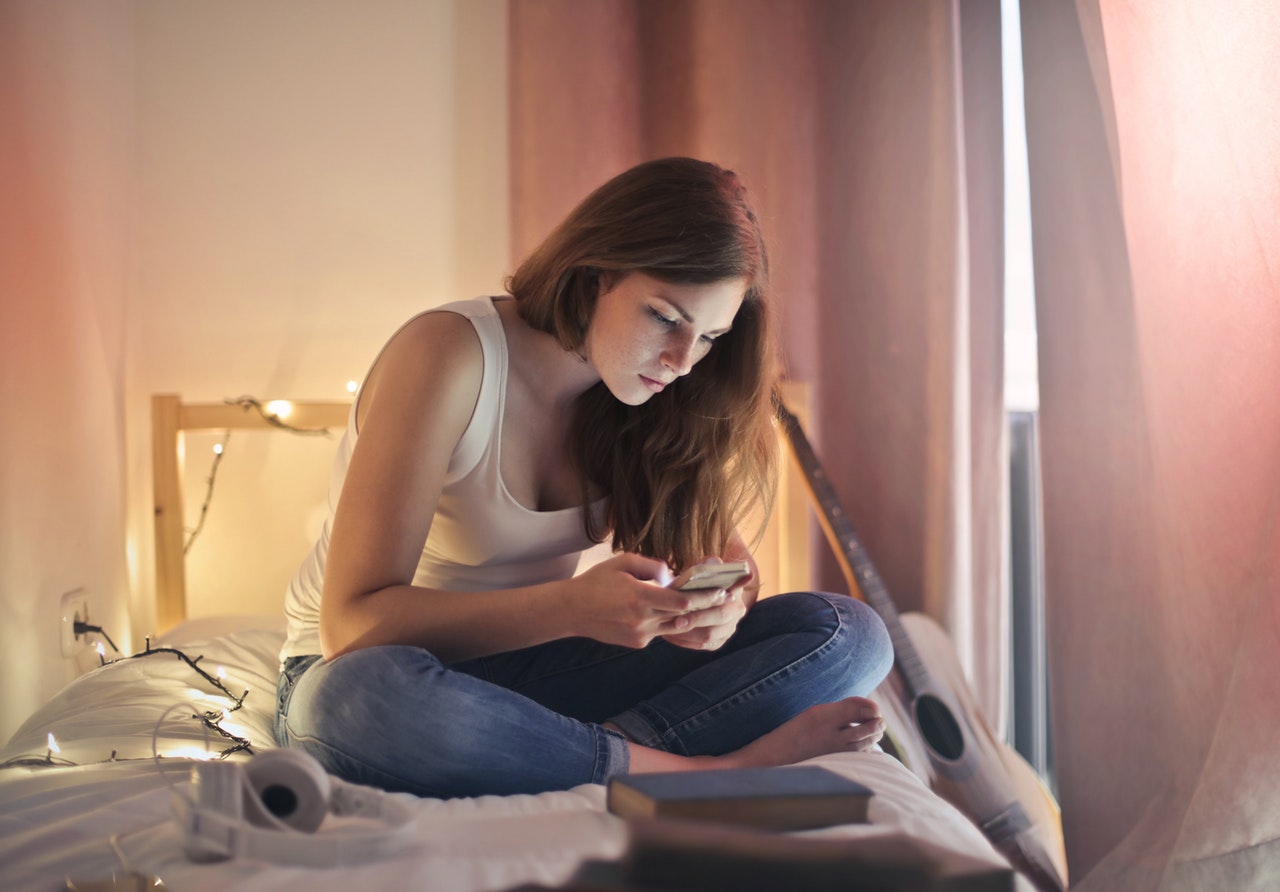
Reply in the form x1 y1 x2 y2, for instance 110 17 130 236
507 158 778 571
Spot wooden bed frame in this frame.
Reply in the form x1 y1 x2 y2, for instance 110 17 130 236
151 381 813 633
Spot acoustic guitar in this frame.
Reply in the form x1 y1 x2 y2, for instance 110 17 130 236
774 397 1068 892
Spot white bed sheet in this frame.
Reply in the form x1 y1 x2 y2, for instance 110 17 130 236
0 620 1015 892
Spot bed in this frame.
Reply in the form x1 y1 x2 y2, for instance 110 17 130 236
0 386 1041 892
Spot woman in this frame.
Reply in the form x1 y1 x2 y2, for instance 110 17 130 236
274 157 893 798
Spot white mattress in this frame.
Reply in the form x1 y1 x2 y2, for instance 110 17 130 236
0 619 1014 891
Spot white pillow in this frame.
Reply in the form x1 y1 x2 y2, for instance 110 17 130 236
1 625 285 767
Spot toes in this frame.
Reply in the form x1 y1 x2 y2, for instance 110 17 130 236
842 717 886 751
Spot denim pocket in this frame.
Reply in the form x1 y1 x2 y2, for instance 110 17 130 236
276 655 322 726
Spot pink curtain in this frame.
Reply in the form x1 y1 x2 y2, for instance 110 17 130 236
1023 0 1280 887
511 0 1280 886
509 0 1010 726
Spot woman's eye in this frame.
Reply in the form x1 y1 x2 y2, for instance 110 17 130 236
649 308 679 327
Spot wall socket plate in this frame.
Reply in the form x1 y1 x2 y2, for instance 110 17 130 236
60 588 88 657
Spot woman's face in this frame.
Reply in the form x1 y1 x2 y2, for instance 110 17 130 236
583 271 746 406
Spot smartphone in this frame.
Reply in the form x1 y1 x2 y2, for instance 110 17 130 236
668 560 752 591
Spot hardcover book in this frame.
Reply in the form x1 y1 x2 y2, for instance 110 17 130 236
606 765 874 832
569 820 1020 892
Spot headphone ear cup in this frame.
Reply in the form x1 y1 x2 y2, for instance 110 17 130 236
241 748 331 833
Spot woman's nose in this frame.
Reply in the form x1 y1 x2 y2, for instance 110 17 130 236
661 338 696 376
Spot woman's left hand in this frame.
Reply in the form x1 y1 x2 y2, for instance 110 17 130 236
659 583 750 651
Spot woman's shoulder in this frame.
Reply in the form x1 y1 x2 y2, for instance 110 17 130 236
357 305 488 434
386 309 483 372
386 297 504 357
434 294 506 317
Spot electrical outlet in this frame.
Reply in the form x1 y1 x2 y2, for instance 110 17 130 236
60 588 88 657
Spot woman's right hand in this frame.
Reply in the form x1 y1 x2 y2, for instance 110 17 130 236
566 553 731 649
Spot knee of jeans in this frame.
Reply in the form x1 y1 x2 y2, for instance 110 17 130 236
284 647 437 741
813 593 894 695
284 647 501 766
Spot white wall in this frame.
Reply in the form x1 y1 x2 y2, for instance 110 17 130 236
0 1 137 743
0 0 509 745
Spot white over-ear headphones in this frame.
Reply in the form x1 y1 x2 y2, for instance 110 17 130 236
172 748 416 867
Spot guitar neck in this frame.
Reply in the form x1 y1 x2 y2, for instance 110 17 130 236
774 401 930 698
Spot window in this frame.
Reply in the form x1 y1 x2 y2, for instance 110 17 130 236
1002 0 1054 790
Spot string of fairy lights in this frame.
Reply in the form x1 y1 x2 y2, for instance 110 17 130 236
0 629 253 768
1 390 357 771
184 394 347 554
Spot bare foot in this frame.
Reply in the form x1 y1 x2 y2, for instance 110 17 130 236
723 697 886 769
620 697 886 775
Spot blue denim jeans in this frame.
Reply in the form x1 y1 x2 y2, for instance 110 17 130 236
273 591 892 799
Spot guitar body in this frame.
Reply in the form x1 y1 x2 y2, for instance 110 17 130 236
774 398 1069 892
878 613 1067 888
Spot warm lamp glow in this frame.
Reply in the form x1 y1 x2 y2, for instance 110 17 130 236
167 746 217 761
47 732 60 754
346 380 359 394
265 400 293 419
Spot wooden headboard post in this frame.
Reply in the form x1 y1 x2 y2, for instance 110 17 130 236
751 380 813 598
151 394 187 632
776 381 813 593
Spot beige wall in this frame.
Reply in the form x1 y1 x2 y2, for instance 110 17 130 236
0 1 137 743
129 0 509 634
0 0 508 744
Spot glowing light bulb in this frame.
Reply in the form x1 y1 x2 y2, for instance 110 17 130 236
213 443 224 455
216 665 227 680
265 400 293 420
47 732 60 754
96 641 105 658
346 380 359 394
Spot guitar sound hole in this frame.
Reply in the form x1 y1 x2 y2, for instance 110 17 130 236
915 694 965 761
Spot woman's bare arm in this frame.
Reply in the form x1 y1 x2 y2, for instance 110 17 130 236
317 312 723 662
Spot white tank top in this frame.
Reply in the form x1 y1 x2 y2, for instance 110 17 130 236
280 296 601 661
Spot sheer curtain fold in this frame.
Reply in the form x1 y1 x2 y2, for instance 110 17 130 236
1023 0 1280 887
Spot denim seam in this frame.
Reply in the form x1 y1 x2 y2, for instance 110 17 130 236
594 726 630 782
607 710 666 749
